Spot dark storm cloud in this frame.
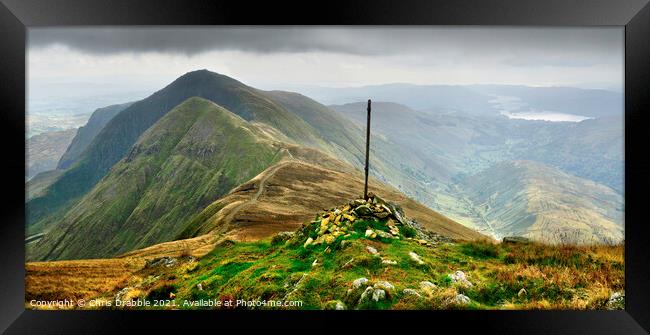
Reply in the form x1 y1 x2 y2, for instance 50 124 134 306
28 27 622 65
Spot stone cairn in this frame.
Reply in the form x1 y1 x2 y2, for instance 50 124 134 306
296 193 451 249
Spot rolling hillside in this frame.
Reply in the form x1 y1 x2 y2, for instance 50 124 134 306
457 160 624 244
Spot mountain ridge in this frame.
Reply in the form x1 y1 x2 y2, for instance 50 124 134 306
57 101 133 169
26 70 328 227
28 97 290 260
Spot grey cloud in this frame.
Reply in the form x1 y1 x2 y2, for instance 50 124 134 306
28 27 623 63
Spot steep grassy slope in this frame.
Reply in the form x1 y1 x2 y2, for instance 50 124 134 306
457 160 624 244
27 70 325 227
26 170 65 202
514 116 624 192
176 160 484 245
57 102 133 169
28 98 287 260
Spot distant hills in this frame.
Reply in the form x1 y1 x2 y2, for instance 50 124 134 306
330 101 624 244
305 83 622 119
457 160 623 244
26 128 77 180
330 101 623 193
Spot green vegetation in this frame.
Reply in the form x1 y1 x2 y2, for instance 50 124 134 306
28 97 285 260
27 70 327 229
108 218 623 310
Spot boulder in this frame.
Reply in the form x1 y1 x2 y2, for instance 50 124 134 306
374 281 395 292
375 230 394 239
375 211 390 219
324 235 336 244
359 286 375 303
352 277 369 289
366 246 379 256
403 289 421 297
324 300 346 310
449 270 473 288
517 288 527 298
372 289 386 302
453 294 471 305
354 205 374 216
419 281 437 291
409 251 425 265
382 259 397 266
352 199 366 207
379 204 392 215
365 229 374 237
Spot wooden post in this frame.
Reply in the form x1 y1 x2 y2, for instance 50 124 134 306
364 99 371 199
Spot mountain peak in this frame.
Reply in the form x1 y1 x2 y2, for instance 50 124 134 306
174 69 243 86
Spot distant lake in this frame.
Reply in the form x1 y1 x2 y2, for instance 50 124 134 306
489 95 592 123
500 110 592 122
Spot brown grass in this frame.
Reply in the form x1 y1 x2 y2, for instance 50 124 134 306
25 258 146 306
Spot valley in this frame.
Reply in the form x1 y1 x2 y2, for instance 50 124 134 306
330 101 624 243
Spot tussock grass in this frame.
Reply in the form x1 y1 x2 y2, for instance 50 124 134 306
26 233 624 310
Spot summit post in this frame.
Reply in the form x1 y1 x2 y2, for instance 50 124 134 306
364 99 371 199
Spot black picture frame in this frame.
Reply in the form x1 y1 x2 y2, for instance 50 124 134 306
1 0 649 333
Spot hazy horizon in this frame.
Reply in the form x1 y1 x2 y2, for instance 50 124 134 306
29 27 623 101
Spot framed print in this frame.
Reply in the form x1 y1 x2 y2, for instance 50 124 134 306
1 0 649 333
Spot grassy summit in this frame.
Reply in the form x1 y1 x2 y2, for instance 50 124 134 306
29 194 623 310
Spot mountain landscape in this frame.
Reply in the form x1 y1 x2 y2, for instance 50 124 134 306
25 70 624 310
330 101 624 242
27 70 472 257
26 70 367 228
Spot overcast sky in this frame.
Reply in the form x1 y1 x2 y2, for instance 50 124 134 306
28 26 624 100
